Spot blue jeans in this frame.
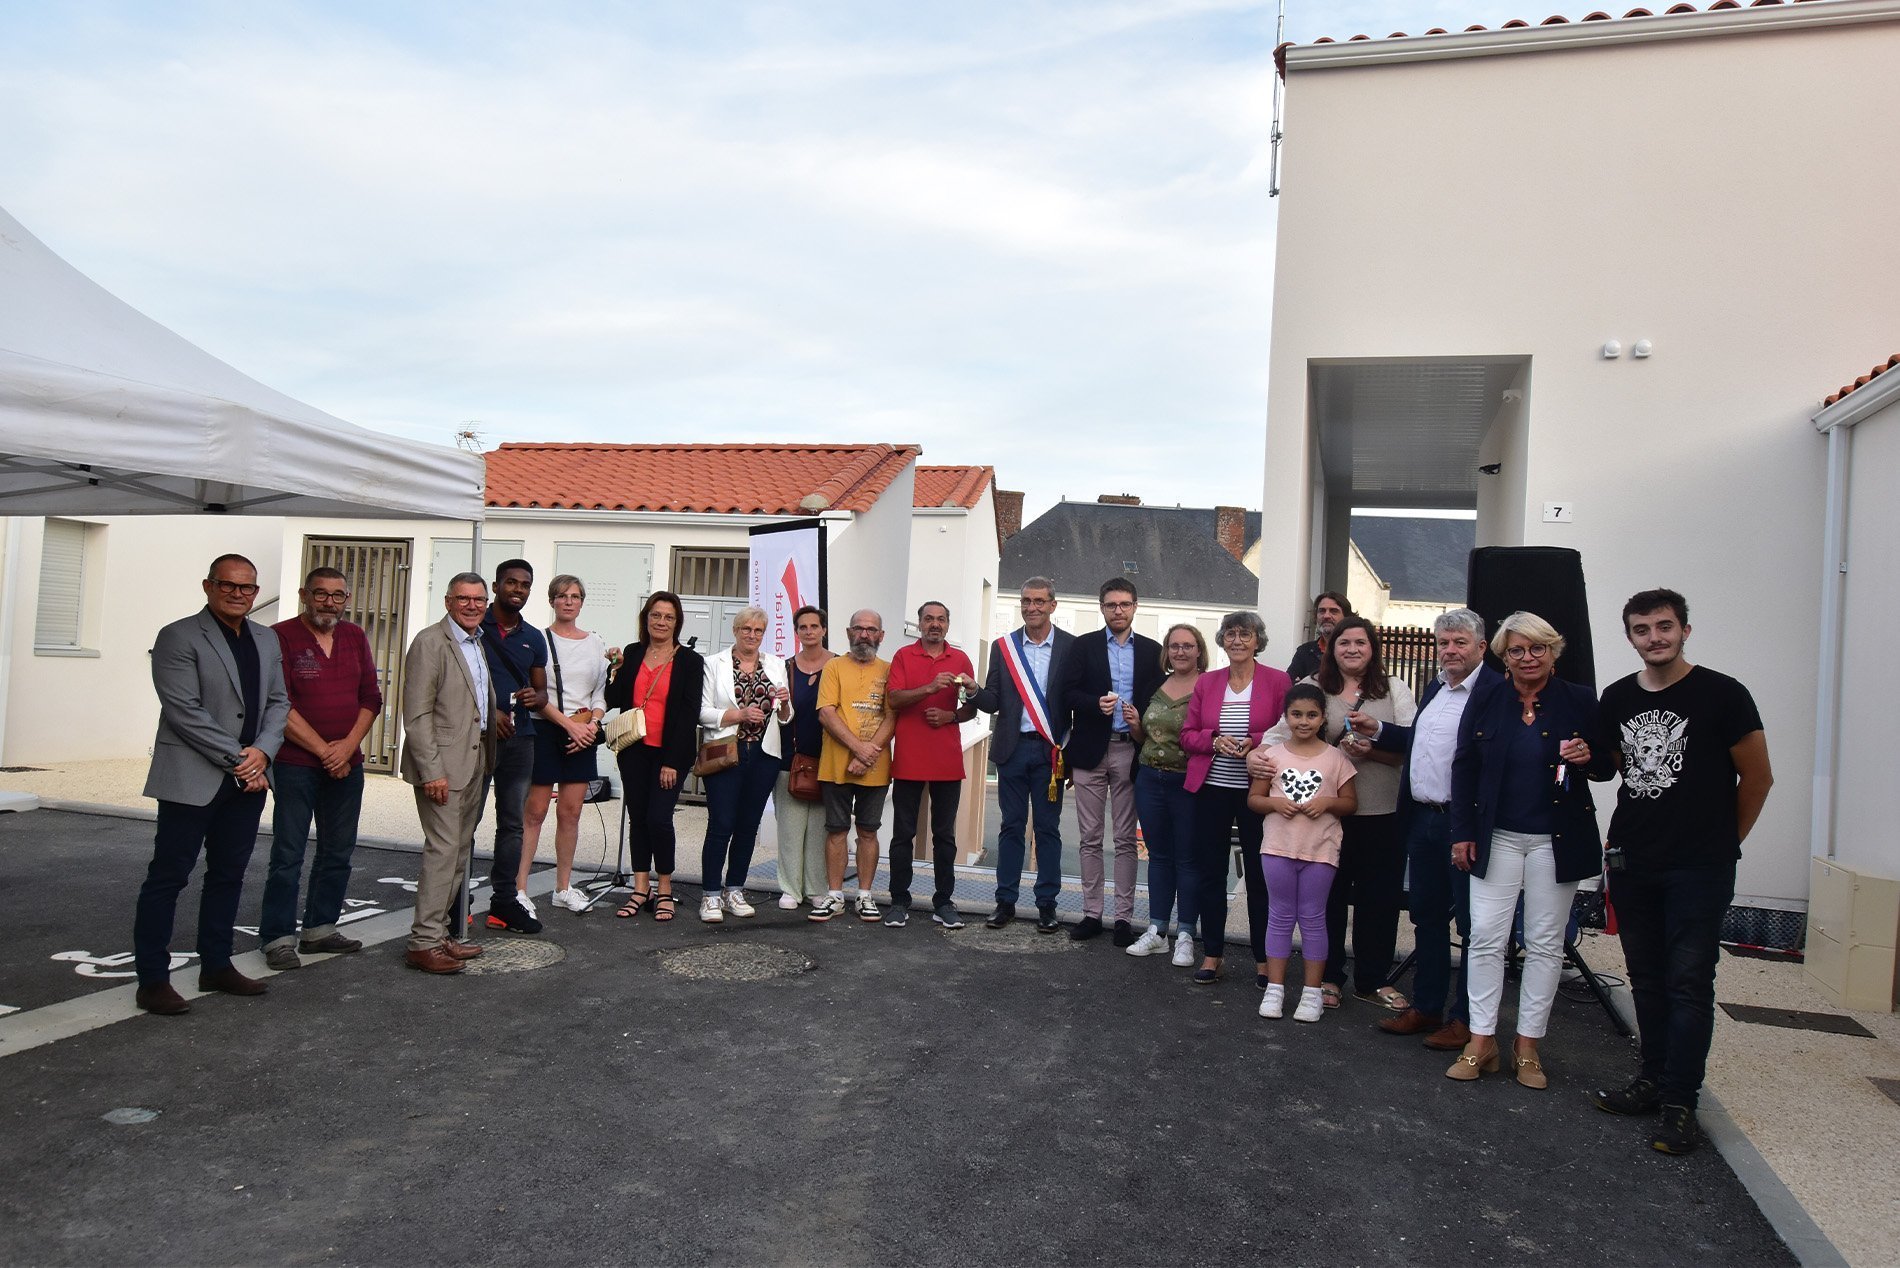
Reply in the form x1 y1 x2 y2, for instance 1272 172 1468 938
259 763 365 948
133 780 266 985
1610 862 1735 1109
994 739 1064 908
480 734 534 900
1133 765 1198 933
700 741 779 891
1404 804 1470 1022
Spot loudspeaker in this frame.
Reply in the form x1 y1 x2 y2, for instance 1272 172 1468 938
1465 546 1595 690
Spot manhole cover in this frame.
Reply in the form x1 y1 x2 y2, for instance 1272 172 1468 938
655 944 813 982
462 940 568 974
953 922 1079 954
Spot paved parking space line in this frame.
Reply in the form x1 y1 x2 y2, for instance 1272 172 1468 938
0 870 556 1060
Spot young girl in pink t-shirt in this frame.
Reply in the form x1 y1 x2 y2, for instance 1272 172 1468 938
1247 683 1358 1022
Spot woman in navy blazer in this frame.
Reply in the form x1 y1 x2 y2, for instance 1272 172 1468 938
1447 611 1611 1089
1181 611 1290 984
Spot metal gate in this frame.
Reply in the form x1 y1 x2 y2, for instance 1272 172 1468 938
300 537 413 774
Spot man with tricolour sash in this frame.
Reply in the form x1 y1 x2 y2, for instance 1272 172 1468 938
963 576 1075 933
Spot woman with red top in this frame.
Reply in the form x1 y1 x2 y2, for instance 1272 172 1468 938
602 590 705 923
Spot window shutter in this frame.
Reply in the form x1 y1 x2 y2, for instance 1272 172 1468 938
35 520 86 648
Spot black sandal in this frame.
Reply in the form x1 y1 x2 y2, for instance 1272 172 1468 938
616 889 651 919
652 892 677 922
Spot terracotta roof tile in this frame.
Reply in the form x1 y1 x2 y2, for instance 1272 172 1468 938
1824 354 1900 407
1284 0 1823 67
483 442 920 515
912 465 994 510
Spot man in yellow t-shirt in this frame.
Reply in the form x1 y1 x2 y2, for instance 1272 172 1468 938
814 609 894 923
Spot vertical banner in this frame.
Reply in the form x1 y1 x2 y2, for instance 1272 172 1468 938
748 519 827 659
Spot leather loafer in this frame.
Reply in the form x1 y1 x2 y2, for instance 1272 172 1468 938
984 903 1016 930
1423 1019 1472 1051
298 932 364 955
1036 906 1060 934
135 983 191 1015
1111 920 1136 948
405 946 465 974
443 939 485 961
1379 1008 1442 1037
1069 915 1104 942
197 966 268 996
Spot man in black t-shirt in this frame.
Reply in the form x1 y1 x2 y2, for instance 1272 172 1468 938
1593 588 1773 1156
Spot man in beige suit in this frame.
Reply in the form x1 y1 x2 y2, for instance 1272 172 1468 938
401 572 504 973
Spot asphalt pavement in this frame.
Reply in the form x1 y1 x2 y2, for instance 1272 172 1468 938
0 809 1796 1266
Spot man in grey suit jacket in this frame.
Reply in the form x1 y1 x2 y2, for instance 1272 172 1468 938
400 572 504 974
133 554 291 1016
962 576 1074 933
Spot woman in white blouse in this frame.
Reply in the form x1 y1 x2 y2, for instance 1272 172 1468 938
518 574 612 914
696 607 793 922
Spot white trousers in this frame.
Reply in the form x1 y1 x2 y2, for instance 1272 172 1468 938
1466 829 1577 1040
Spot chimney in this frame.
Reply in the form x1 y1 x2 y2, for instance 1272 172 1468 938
994 489 1025 551
1215 505 1246 561
1097 493 1142 506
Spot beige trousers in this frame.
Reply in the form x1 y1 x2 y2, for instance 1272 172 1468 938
409 784 485 951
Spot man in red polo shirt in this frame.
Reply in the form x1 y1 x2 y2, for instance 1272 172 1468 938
258 566 382 971
883 600 975 929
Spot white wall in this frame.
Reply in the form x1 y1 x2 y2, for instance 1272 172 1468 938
1258 19 1900 907
826 462 914 646
1834 398 1900 879
905 485 999 658
0 514 287 764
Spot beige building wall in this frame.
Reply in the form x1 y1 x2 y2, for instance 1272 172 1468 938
1258 13 1900 908
1833 394 1900 880
905 485 999 658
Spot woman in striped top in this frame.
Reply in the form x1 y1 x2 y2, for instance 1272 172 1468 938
1180 611 1292 985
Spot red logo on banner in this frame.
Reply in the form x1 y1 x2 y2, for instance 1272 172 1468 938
781 560 802 610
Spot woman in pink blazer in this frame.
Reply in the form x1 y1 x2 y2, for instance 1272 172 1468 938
1181 611 1291 984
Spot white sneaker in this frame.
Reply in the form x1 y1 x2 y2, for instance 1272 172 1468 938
724 888 756 918
699 895 725 923
855 894 882 923
517 892 538 918
1293 986 1325 1023
777 893 800 910
808 894 841 922
1126 927 1170 957
1171 934 1196 968
1259 984 1285 1019
552 886 589 913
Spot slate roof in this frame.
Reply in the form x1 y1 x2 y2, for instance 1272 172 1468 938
483 443 920 515
1000 502 1262 606
913 465 994 509
1349 516 1475 604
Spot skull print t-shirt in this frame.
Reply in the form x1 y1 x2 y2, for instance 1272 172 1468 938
1599 665 1764 869
1257 743 1357 866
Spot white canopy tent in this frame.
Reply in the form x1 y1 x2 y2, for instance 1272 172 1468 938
0 204 483 520
0 204 487 803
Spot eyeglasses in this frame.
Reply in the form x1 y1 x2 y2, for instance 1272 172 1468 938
1166 642 1199 653
307 589 349 603
1504 645 1553 660
847 625 881 635
450 595 488 606
1100 601 1134 612
211 580 259 597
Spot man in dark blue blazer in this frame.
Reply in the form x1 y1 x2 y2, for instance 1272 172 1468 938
1354 608 1499 1050
963 577 1074 933
1060 578 1163 945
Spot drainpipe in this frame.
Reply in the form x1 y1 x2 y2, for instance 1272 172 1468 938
1810 423 1849 861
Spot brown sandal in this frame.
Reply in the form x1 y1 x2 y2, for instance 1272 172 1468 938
616 889 650 919
652 892 677 922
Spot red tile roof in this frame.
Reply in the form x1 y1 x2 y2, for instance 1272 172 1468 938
1276 0 1827 71
483 443 921 515
1824 354 1900 407
912 465 994 510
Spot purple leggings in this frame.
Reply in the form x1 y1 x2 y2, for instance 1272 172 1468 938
1263 854 1336 961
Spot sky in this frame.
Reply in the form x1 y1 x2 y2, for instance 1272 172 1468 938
2 1 1558 522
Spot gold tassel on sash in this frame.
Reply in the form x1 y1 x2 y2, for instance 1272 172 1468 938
1047 748 1065 801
